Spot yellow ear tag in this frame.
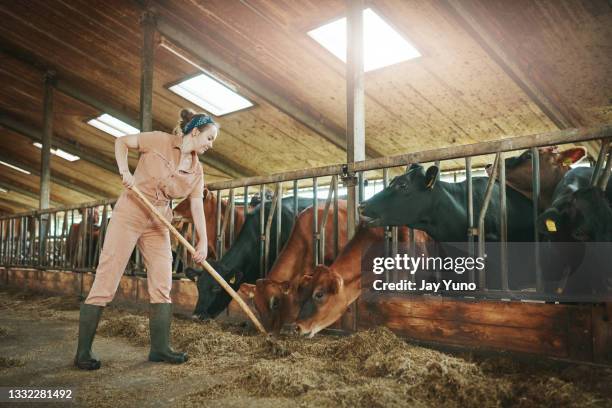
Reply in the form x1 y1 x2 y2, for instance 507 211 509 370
248 291 255 298
562 158 573 166
545 219 557 232
229 276 236 284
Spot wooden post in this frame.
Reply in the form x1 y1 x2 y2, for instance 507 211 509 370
346 0 366 240
40 71 55 210
140 10 155 132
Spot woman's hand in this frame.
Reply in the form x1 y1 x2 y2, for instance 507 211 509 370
121 172 135 189
192 241 208 264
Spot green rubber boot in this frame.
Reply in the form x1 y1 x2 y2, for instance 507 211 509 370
148 303 188 364
74 304 103 370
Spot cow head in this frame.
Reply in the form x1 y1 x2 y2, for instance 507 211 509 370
295 266 349 338
487 147 586 203
538 186 612 242
185 261 244 319
359 164 439 227
242 279 299 335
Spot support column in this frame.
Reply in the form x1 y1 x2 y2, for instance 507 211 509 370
139 11 156 132
40 71 55 210
345 0 366 240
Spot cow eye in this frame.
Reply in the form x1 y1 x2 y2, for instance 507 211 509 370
314 291 324 300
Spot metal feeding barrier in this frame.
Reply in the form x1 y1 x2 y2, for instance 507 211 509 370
1 124 611 303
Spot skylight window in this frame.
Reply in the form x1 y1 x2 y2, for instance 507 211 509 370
169 74 253 116
0 160 31 175
308 8 421 72
32 143 80 162
87 114 139 138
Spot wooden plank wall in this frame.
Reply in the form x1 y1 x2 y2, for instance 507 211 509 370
1 267 610 365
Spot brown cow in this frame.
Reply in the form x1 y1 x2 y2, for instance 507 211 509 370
295 225 431 337
486 146 586 209
241 201 348 335
173 188 245 260
66 208 101 268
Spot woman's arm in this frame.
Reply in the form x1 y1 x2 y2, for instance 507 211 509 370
190 196 208 263
115 134 139 188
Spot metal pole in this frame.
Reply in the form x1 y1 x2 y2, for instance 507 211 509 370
590 140 609 186
498 152 509 291
466 157 475 283
293 180 298 217
478 153 501 290
383 168 391 283
243 185 249 214
259 184 266 276
313 177 319 266
597 149 612 191
215 190 223 260
140 10 155 132
333 175 339 259
531 147 542 292
346 0 366 242
229 188 236 245
275 182 282 257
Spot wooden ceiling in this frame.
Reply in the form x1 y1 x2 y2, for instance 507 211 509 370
0 0 610 214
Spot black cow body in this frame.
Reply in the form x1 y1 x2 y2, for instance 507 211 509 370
185 198 313 319
538 167 612 297
359 164 536 289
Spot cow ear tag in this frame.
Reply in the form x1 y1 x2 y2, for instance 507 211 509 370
545 219 557 232
229 275 236 284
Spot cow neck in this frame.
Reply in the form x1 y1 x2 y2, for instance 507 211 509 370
268 220 310 281
330 227 384 289
419 183 470 242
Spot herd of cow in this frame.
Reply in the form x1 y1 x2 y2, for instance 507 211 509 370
14 144 607 337
179 144 612 337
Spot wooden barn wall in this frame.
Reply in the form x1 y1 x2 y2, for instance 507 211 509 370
1 267 610 364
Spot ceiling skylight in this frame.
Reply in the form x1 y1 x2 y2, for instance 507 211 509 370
33 143 80 162
308 8 421 72
169 74 253 116
87 114 139 138
0 160 31 175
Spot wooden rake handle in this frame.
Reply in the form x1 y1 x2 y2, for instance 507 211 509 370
129 186 266 334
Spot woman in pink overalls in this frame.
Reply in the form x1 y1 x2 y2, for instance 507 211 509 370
75 109 217 370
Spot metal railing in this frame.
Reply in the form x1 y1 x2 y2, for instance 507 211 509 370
1 124 611 303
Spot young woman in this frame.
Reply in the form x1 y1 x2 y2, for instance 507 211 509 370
75 109 217 370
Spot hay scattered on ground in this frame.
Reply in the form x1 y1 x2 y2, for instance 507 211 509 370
0 356 25 369
0 326 8 337
1 289 612 408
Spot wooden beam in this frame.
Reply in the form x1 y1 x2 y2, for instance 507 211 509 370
155 18 383 159
0 44 247 179
0 198 32 213
440 0 576 129
0 196 36 211
140 10 156 131
0 153 106 199
0 111 119 174
40 71 55 209
0 180 62 207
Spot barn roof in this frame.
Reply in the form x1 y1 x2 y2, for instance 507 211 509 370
0 0 610 213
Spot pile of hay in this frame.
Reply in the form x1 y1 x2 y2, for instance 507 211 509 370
1 289 611 408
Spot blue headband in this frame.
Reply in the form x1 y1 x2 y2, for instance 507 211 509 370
183 115 215 135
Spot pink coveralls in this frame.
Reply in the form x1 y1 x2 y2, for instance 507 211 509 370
85 131 204 306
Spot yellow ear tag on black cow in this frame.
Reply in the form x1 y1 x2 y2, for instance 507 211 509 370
545 219 557 232
562 158 573 166
229 276 236 284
